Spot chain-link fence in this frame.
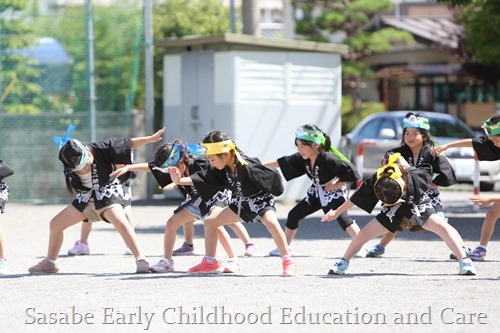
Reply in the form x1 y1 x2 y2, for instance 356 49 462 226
1 1 146 203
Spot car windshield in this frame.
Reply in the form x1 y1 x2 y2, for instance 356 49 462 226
427 118 474 139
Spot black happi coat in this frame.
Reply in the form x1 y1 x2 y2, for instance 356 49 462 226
66 138 133 211
0 160 13 210
387 145 457 187
472 136 500 161
190 155 284 201
350 164 433 214
277 151 360 184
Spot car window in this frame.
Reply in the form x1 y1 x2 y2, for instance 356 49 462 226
429 118 474 139
358 120 381 139
379 119 397 136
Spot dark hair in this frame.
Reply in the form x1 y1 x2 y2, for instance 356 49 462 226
401 112 435 149
59 140 86 171
202 130 244 158
295 124 332 152
153 140 189 167
58 140 91 194
374 176 403 205
489 114 500 125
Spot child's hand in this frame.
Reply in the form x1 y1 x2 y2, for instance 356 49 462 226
432 144 448 155
110 165 129 178
321 209 339 222
168 167 181 184
468 194 492 208
149 127 166 143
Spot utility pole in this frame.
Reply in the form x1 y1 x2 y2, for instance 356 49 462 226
242 0 260 36
144 0 154 200
86 0 96 142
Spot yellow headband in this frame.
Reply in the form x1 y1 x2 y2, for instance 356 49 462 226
202 140 248 166
377 153 403 180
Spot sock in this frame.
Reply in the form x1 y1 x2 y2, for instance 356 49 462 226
204 256 217 263
80 240 88 245
478 245 487 250
184 242 193 247
136 256 146 262
245 243 254 248
282 255 291 261
47 258 57 264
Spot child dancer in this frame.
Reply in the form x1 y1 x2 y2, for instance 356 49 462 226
433 114 500 261
110 140 256 273
365 113 470 259
169 130 297 276
264 124 362 256
28 125 164 274
0 160 14 274
67 169 136 256
322 152 476 276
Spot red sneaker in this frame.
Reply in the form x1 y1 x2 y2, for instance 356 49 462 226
188 257 223 274
282 258 297 277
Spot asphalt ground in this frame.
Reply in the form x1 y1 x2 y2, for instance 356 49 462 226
1 188 499 333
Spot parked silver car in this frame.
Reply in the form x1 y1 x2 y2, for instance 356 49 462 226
341 111 500 191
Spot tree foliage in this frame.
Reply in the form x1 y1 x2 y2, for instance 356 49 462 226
151 0 232 99
292 0 415 111
1 0 43 114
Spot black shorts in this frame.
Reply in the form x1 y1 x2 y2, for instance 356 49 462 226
376 201 435 233
228 192 276 223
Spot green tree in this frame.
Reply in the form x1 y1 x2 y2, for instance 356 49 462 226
292 0 415 112
1 0 43 114
151 0 232 100
32 5 143 113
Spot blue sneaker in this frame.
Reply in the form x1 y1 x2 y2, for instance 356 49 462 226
450 246 471 260
328 258 349 275
366 244 385 258
468 246 486 261
458 258 476 276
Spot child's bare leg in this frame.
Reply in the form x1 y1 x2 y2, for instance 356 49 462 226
479 202 500 247
104 206 143 259
260 211 291 256
227 222 251 244
48 205 87 260
379 232 397 248
284 227 297 245
0 223 5 259
345 222 361 239
124 207 135 229
216 226 237 258
164 209 196 259
203 207 239 257
183 221 195 245
343 219 388 261
423 214 466 259
79 221 92 243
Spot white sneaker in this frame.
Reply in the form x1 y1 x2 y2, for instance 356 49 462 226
124 247 133 255
0 259 9 275
67 241 90 255
223 258 241 273
149 258 175 273
269 247 294 257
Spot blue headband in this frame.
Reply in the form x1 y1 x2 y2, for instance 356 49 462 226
403 115 430 131
53 124 76 150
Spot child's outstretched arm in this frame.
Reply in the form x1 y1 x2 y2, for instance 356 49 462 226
469 194 500 208
130 127 165 149
432 138 473 155
321 199 354 222
263 160 279 168
110 163 150 178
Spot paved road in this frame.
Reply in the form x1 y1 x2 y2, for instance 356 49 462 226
1 189 499 333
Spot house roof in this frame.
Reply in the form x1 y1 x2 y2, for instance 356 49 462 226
376 64 465 79
156 33 348 55
381 16 461 49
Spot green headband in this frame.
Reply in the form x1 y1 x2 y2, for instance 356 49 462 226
403 115 430 131
295 126 351 163
482 117 500 136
